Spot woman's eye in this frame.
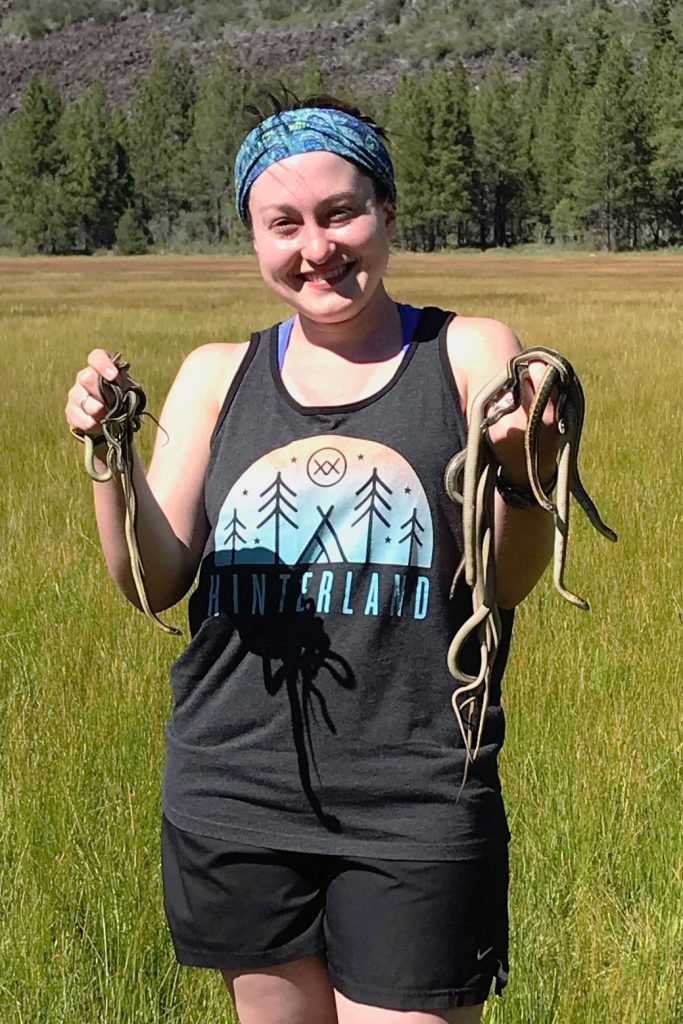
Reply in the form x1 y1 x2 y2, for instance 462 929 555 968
329 208 352 221
271 219 298 235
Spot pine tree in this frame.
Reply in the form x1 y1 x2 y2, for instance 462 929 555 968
182 61 247 244
650 0 674 52
427 63 475 248
388 74 433 250
115 206 148 254
649 41 683 240
110 104 135 221
512 67 544 243
471 56 519 247
127 43 197 242
0 74 63 251
576 6 612 90
57 79 126 251
571 38 652 249
534 51 579 234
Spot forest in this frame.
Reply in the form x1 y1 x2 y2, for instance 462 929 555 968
0 0 682 253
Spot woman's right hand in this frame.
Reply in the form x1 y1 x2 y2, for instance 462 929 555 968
65 349 124 437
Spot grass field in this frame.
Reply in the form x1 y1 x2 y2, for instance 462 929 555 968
1 252 681 1024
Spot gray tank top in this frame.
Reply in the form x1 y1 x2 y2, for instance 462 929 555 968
163 306 512 859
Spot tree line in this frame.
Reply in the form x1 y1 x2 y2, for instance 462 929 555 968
0 23 682 253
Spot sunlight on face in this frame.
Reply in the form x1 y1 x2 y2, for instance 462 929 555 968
248 150 396 324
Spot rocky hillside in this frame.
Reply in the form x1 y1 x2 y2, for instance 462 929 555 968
0 1 451 121
0 0 672 122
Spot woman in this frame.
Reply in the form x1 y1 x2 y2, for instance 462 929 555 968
66 98 559 1024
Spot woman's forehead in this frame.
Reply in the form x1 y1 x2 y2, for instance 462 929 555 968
249 150 373 211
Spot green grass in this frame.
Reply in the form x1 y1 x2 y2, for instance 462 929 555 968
1 253 681 1023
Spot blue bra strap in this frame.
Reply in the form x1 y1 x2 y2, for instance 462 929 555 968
277 303 422 370
277 317 296 370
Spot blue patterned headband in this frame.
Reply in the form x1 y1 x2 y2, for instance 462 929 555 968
234 107 396 223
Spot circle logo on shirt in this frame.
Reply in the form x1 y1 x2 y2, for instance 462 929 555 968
307 447 347 487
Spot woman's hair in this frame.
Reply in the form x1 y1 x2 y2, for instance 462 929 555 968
243 90 394 206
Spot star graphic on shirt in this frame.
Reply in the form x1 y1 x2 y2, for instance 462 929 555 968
242 489 248 496
385 536 391 544
404 486 412 494
357 454 364 461
291 457 297 463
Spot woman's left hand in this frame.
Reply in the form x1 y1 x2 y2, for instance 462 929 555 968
484 359 562 490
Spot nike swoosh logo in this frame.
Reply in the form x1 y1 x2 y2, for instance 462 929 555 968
476 946 494 961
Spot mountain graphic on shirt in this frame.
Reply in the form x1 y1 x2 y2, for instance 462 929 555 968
214 434 433 569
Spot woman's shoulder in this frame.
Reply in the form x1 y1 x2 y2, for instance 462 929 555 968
447 315 520 358
445 315 522 417
174 340 253 409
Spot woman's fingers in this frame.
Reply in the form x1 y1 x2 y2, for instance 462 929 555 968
66 349 120 434
86 348 121 382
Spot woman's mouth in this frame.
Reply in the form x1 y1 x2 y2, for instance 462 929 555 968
300 262 355 287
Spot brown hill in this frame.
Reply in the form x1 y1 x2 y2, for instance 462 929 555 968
0 0 662 124
0 2 432 122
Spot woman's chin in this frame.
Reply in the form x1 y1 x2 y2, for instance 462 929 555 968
284 277 382 324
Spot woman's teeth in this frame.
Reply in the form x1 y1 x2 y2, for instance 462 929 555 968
305 264 351 283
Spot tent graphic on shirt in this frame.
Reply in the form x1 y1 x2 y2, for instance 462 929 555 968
297 506 348 564
214 434 433 568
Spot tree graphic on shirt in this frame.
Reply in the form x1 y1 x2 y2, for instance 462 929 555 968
257 472 298 563
222 508 247 565
352 468 393 563
399 508 425 567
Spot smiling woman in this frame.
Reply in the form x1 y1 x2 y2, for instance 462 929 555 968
65 94 563 1024
249 149 395 325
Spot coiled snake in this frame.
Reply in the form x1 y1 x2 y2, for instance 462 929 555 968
71 353 181 636
444 347 617 774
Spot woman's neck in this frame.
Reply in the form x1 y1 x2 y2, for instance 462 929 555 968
292 286 402 363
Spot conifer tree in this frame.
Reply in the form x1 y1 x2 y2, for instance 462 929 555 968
534 51 579 233
127 43 196 242
57 79 126 250
110 104 135 219
576 6 612 90
649 41 683 240
650 0 675 52
512 67 544 242
388 74 433 250
427 63 475 247
571 38 652 249
0 74 64 252
182 61 246 244
471 56 519 247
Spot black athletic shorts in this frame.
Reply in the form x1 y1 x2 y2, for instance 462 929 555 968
161 815 509 1012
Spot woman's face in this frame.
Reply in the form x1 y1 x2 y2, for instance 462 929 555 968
248 150 396 324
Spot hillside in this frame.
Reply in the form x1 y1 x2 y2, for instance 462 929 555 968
0 0 676 122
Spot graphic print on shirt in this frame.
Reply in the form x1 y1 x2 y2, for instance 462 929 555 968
208 435 434 621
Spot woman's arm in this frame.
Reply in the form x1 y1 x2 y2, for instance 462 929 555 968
66 341 250 612
447 316 560 609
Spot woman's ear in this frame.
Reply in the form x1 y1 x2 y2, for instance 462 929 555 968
384 201 397 240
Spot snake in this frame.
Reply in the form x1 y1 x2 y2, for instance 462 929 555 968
71 353 181 636
444 346 617 773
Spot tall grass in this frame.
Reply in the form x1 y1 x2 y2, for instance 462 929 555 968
1 253 681 1023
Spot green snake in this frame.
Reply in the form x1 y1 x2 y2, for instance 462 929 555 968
71 353 181 636
444 346 617 771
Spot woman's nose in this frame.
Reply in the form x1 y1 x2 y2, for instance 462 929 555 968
300 222 335 263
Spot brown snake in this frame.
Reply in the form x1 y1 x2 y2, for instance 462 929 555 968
444 347 617 775
71 353 181 636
